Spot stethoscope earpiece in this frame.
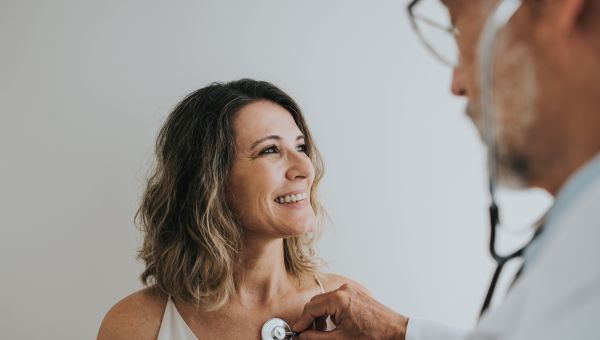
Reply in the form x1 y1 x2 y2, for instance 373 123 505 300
261 318 298 340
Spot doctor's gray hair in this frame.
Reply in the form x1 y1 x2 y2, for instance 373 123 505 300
135 79 325 311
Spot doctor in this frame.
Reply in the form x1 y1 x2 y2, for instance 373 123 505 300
295 0 600 339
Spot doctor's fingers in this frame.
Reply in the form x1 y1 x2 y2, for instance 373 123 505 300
293 287 353 332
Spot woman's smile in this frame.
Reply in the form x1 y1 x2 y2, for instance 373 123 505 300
273 191 309 204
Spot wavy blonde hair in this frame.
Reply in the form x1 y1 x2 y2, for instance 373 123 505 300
136 79 326 310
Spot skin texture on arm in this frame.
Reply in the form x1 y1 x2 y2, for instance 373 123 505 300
96 287 166 340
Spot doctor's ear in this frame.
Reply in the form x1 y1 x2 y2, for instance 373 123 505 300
528 0 600 65
532 0 589 36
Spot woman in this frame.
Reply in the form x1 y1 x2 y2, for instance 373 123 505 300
97 79 363 339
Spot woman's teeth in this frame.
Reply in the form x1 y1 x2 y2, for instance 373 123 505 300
275 192 308 204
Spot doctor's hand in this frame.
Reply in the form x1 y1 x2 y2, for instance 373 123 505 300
293 283 409 340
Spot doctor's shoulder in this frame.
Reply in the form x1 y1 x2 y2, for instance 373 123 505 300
96 286 167 340
318 272 372 296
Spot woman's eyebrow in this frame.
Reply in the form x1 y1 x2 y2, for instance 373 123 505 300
250 135 305 150
251 135 281 150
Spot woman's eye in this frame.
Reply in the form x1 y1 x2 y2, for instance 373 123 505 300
296 144 308 153
260 145 279 155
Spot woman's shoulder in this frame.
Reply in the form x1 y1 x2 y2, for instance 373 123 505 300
318 272 371 295
96 286 168 340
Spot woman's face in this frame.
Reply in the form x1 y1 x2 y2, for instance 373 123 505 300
228 100 316 239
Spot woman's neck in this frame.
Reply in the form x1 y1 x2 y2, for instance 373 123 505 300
233 236 297 307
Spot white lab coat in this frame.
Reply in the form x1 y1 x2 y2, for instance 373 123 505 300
407 156 600 340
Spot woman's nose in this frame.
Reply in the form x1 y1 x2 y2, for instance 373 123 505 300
285 150 314 181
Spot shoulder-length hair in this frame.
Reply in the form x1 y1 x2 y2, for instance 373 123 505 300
136 79 325 310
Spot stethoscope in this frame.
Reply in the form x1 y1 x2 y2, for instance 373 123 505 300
477 0 545 317
260 318 297 340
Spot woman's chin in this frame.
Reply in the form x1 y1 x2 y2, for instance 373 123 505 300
284 218 316 236
300 222 316 234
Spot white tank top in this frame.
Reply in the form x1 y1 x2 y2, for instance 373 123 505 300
157 276 333 339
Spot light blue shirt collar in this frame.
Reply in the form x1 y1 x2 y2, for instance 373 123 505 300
524 152 600 268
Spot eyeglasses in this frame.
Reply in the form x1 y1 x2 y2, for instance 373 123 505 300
407 0 460 67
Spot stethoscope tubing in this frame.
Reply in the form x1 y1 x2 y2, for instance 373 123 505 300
477 0 544 318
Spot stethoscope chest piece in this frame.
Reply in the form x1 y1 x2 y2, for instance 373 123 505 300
261 318 297 340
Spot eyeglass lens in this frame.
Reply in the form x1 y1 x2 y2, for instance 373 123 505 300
411 0 459 66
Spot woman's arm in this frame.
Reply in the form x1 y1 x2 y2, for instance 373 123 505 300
96 287 166 340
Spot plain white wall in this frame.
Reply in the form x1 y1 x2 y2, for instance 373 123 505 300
0 1 552 339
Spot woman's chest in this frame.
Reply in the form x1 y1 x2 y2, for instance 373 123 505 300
185 307 304 339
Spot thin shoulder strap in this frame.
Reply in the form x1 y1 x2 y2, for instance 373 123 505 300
157 296 199 340
314 275 326 294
